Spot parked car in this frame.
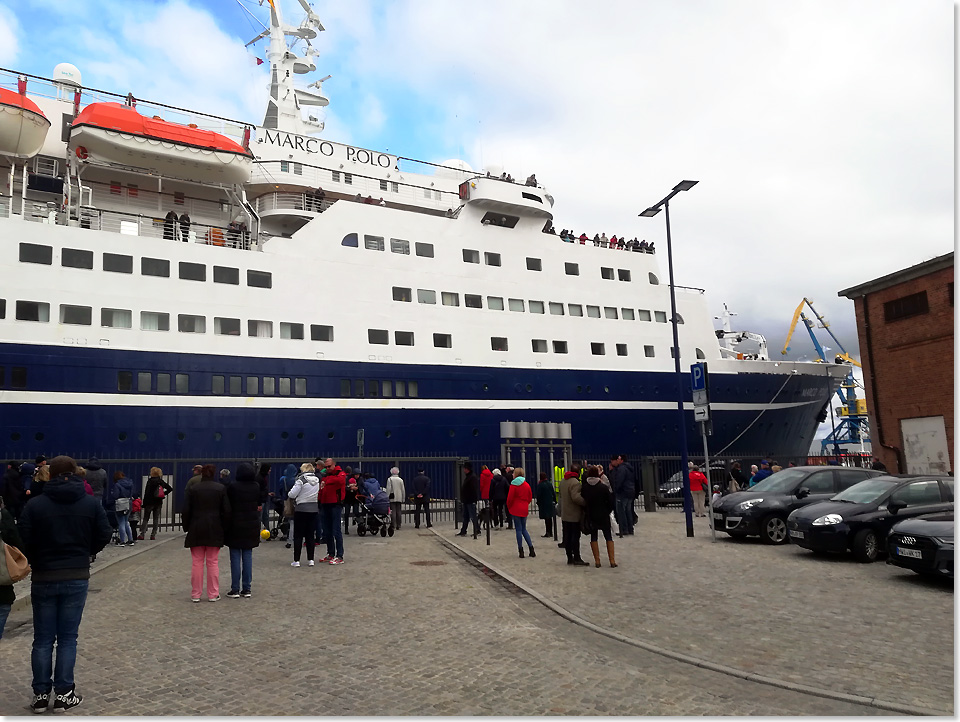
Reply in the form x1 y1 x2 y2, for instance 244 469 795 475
886 511 954 579
711 466 883 544
787 475 954 562
657 463 726 506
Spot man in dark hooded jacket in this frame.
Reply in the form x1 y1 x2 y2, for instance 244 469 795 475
84 458 107 505
19 455 112 713
457 463 480 538
410 469 432 529
608 455 636 536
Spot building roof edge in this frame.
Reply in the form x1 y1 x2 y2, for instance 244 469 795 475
838 252 954 299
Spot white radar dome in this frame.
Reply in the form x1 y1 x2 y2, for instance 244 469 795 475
435 158 473 179
52 63 82 87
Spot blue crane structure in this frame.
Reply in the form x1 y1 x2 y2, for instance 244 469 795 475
782 298 870 452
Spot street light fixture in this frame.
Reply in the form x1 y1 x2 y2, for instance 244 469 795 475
639 180 699 538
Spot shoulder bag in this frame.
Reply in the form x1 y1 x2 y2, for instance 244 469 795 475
0 539 30 585
115 496 132 513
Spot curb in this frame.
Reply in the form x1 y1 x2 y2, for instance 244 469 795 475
10 533 186 614
431 529 949 717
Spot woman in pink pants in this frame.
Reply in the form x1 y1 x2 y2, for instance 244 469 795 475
181 464 231 602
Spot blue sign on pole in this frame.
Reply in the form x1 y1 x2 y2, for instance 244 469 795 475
691 362 707 392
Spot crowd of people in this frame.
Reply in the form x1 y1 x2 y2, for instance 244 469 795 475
540 224 656 252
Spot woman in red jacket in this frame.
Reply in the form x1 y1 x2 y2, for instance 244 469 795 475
688 464 709 518
506 467 535 559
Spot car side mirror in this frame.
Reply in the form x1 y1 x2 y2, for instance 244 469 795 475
888 499 906 514
796 487 809 499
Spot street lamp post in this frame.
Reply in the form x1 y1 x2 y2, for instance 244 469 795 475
640 180 698 538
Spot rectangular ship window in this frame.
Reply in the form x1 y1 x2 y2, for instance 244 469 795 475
179 262 206 282
586 306 600 318
247 270 272 288
368 380 379 397
247 376 259 395
11 366 26 389
638 309 652 321
118 371 132 392
310 324 334 341
280 322 304 340
382 380 393 397
279 377 291 396
408 381 418 397
228 376 242 395
532 339 547 353
248 320 273 338
462 249 480 264
62 248 93 269
441 292 459 307
618 269 632 282
390 239 410 255
617 343 628 357
141 257 170 277
601 267 614 280
295 377 306 396
140 311 169 332
529 300 544 314
568 304 583 317
434 333 452 348
484 252 501 267
214 317 241 336
19 243 52 265
60 304 91 326
176 373 189 393
395 331 414 346
553 340 568 354
354 379 365 397
591 342 605 356
104 253 133 274
508 298 524 312
212 375 225 394
487 296 504 310
604 307 618 319
395 381 406 398
621 308 635 320
417 289 436 304
526 257 542 271
157 373 171 393
393 287 412 302
263 377 276 395
213 266 239 285
644 345 655 357
368 329 389 345
340 379 351 397
178 314 206 333
15 301 49 322
364 235 385 251
464 294 482 309
491 337 509 351
565 263 579 276
101 308 132 329
654 311 668 323
549 302 564 316
415 242 434 258
380 179 388 191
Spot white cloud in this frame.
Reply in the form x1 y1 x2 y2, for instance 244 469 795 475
0 5 19 66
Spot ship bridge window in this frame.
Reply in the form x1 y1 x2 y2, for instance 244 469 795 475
487 296 504 310
491 337 509 352
549 302 564 316
364 235 385 251
621 308 635 320
484 252 501 266
341 233 359 247
417 289 436 304
464 294 482 309
586 305 601 318
141 312 169 331
393 287 412 302
15 301 49 323
644 345 655 357
568 304 583 317
565 263 579 276
368 329 389 345
462 249 480 264
390 238 410 255
62 248 93 270
600 267 614 280
441 292 459 307
618 269 632 282
434 333 452 348
638 309 652 321
591 343 606 356
311 324 333 341
141 257 170 277
179 262 206 282
280 322 304 340
604 307 618 319
178 314 206 333
247 270 272 288
526 258 542 271
214 266 240 285
553 340 568 354
415 242 434 258
529 300 544 314
101 308 132 329
214 317 241 336
521 192 542 203
395 331 414 346
481 212 519 228
19 243 52 265
649 273 659 285
248 320 273 338
532 339 547 353
617 344 628 357
104 253 133 274
508 298 524 312
59 304 91 326
654 311 668 323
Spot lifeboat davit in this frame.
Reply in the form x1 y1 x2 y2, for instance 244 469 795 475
0 87 51 159
69 102 253 185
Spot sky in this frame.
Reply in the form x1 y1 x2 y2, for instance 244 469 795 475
0 0 952 439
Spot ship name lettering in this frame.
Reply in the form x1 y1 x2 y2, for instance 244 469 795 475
345 146 391 168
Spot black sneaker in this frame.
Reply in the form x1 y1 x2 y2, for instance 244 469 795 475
30 693 49 714
241 590 251 598
226 590 241 599
53 688 82 713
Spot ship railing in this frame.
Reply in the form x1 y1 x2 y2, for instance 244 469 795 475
84 179 230 223
253 191 333 215
0 194 11 219
674 285 705 295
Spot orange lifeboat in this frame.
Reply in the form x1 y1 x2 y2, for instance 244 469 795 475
68 102 253 184
0 87 51 159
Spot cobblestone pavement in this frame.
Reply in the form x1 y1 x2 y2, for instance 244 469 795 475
435 508 954 715
0 523 890 716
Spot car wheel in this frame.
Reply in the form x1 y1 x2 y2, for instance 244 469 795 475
852 528 879 562
760 515 788 545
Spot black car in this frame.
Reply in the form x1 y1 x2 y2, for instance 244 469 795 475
787 475 955 562
886 511 954 579
657 463 726 506
711 466 882 544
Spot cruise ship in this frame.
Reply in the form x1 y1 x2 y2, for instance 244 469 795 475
0 1 847 464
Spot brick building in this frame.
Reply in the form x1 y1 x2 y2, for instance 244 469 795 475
838 253 953 474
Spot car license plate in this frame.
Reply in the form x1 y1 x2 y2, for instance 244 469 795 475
713 512 723 521
896 547 923 559
789 529 804 539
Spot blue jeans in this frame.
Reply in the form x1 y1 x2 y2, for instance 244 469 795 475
514 515 533 549
459 503 478 535
314 512 325 544
321 504 343 558
260 501 270 530
0 602 11 640
229 547 253 592
116 511 132 543
31 579 89 694
615 497 634 534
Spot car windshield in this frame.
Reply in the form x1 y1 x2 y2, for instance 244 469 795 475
832 478 898 503
748 468 811 494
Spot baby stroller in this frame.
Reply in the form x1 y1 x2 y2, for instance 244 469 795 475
269 498 290 541
357 488 394 537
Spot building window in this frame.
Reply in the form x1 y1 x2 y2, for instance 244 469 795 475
60 304 91 326
311 324 334 341
141 257 170 277
434 333 452 348
564 262 579 276
604 307 618 319
417 289 436 304
248 319 273 338
526 257 542 271
621 308 635 320
341 233 358 247
649 273 659 285
415 242 434 258
364 235 385 251
638 309 652 321
532 339 547 353
462 249 480 264
214 317 241 336
884 291 929 322
368 329 389 345
508 298 525 312
390 238 410 255
110 181 122 195
484 252 501 266
141 311 169 331
247 270 272 288
491 337 509 351
654 311 668 323
213 266 239 285
393 286 412 302
568 304 583 317
601 267 614 280
586 305 601 318
617 343 628 357
549 302 564 316
19 243 52 265
62 248 93 269
553 340 568 354
395 330 415 346
280 322 304 340
591 342 605 356
464 294 482 309
618 269 631 282
178 314 206 333
179 262 206 282
441 292 459 307
644 345 655 357
529 300 545 314
104 253 133 274
15 301 49 322
101 308 132 329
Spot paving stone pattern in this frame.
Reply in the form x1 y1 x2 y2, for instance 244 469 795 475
436 509 953 714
